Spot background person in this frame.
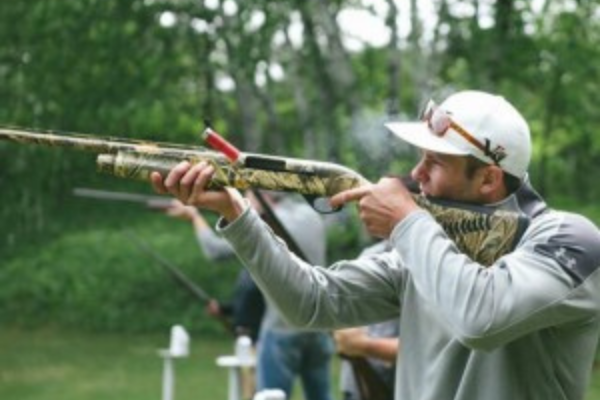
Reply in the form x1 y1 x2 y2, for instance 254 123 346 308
166 192 335 400
335 322 398 400
334 240 398 400
166 201 265 343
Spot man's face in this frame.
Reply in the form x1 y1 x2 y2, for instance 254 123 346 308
410 150 485 203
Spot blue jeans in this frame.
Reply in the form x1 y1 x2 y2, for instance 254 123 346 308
256 329 334 400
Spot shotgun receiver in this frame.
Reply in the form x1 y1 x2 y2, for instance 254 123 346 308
0 126 529 266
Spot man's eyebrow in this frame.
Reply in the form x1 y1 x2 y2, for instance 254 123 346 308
423 151 444 163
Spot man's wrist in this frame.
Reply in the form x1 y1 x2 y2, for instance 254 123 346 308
220 198 248 223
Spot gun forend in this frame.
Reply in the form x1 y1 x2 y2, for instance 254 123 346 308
97 151 370 198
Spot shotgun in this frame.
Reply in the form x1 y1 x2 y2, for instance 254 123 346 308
73 187 174 210
0 126 529 266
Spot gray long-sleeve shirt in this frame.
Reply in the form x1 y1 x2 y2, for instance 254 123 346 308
218 183 600 400
200 196 327 332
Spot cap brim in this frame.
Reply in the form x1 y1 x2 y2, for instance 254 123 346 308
385 122 469 156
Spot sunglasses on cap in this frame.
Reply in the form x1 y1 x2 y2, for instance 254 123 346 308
420 100 507 165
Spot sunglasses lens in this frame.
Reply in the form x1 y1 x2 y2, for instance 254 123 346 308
430 111 450 136
420 100 435 122
421 100 449 137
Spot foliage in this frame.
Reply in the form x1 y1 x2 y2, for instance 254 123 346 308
0 216 240 333
0 0 599 331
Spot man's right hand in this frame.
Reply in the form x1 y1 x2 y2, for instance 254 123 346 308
150 161 247 222
205 299 222 317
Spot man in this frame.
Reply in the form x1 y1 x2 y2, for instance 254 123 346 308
151 90 600 400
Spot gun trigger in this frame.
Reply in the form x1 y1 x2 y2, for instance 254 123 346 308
302 195 340 214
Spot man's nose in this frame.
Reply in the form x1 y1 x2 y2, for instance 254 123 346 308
410 161 427 183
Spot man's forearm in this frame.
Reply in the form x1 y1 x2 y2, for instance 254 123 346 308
218 208 402 329
218 207 321 327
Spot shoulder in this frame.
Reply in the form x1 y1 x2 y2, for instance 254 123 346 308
526 210 600 285
528 210 600 247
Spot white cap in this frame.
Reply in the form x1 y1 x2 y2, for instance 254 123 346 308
385 90 531 179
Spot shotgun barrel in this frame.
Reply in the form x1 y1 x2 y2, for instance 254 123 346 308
0 126 368 198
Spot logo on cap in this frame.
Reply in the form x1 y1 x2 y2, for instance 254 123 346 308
483 139 507 164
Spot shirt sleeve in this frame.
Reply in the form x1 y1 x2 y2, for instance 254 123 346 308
391 209 600 350
218 207 404 329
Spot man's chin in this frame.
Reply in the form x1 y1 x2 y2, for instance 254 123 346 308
419 187 431 197
420 190 454 203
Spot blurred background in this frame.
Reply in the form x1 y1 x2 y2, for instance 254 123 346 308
0 0 599 399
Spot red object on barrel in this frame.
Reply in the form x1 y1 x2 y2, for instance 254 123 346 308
202 127 241 163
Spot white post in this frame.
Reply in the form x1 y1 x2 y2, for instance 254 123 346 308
160 355 175 400
216 335 256 400
158 325 190 400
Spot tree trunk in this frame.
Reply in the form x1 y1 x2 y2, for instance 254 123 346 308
492 0 515 82
282 28 317 159
296 0 340 160
385 0 402 116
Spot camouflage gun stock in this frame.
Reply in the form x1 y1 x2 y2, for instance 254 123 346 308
0 126 529 265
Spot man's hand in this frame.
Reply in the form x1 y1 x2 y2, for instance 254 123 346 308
150 161 247 222
334 327 370 357
164 199 200 221
329 177 419 238
205 299 222 317
334 327 399 363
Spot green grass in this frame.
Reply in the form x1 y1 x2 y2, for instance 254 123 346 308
0 328 339 400
0 328 232 400
590 373 600 400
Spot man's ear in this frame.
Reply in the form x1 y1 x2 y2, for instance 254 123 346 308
479 165 505 197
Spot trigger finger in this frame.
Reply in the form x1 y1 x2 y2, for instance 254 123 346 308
329 185 371 208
